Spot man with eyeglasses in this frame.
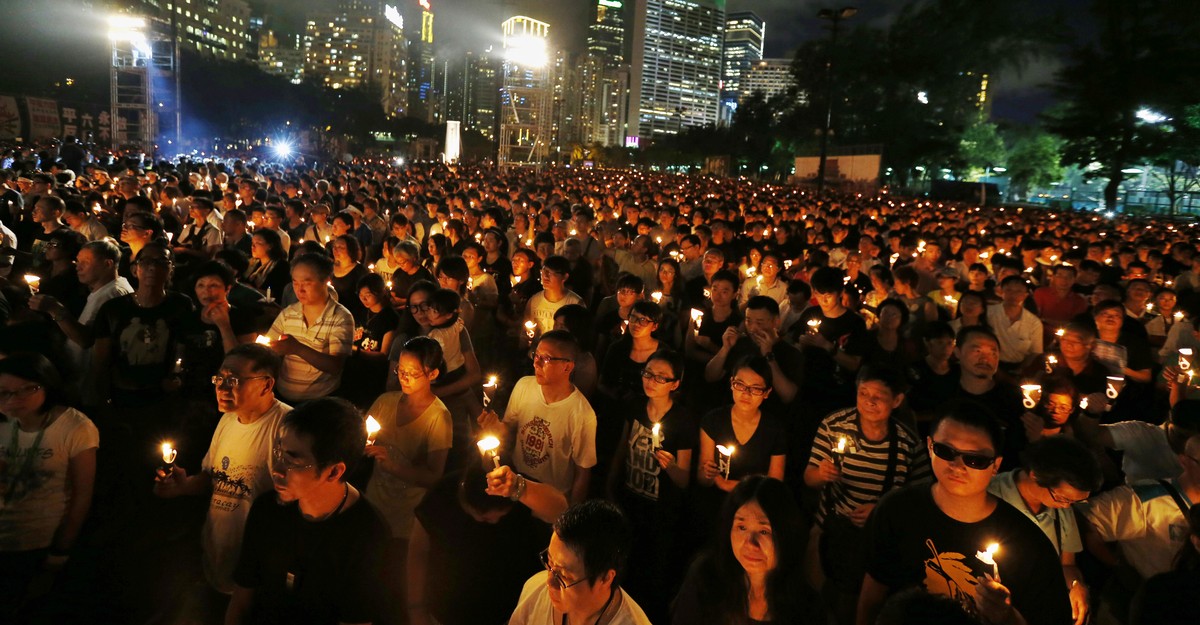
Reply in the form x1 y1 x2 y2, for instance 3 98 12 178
154 344 290 608
857 402 1072 625
987 436 1102 625
1079 434 1200 605
509 499 651 625
479 330 596 504
226 397 389 625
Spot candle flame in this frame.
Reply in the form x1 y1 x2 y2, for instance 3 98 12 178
255 335 272 345
652 423 661 436
651 291 663 303
24 274 40 285
477 435 500 454
161 442 177 464
690 308 704 323
835 436 847 454
717 444 735 457
976 542 1000 566
1055 328 1065 337
484 375 498 388
365 416 381 444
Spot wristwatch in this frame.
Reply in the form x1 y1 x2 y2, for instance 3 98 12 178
509 474 527 501
764 350 776 362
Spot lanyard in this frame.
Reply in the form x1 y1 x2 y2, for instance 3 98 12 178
4 412 51 505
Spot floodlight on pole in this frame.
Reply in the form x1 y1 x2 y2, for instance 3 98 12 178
108 15 151 55
1135 108 1170 124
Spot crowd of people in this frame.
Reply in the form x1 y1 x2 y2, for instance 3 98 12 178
0 144 1198 625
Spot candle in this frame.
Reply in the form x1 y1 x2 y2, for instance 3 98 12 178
1146 302 1154 313
690 309 704 336
833 435 849 469
166 232 174 243
651 423 662 451
254 335 272 345
525 320 537 339
1180 348 1194 372
477 435 501 468
1045 354 1058 374
324 235 331 243
1080 396 1089 411
716 444 735 480
651 291 663 304
807 318 822 334
482 374 498 408
1105 375 1125 402
474 233 482 242
1020 384 1042 410
174 358 183 374
365 415 381 446
368 263 375 271
703 287 711 299
1175 311 1185 322
1055 328 1065 338
23 274 39 293
247 220 256 229
569 229 577 236
783 260 792 270
975 542 1001 581
160 441 177 471
265 286 272 301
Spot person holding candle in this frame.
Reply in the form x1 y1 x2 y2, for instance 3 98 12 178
226 397 389 625
671 476 823 625
387 240 435 308
244 228 290 304
739 251 788 308
525 255 584 341
153 344 289 614
606 349 695 623
423 287 486 466
856 402 1072 625
479 330 597 504
1090 299 1155 421
791 267 870 418
328 234 370 319
987 436 1102 625
363 336 452 625
509 499 652 625
804 364 932 625
0 354 98 615
264 253 354 403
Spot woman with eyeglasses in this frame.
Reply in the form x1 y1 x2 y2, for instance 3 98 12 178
606 349 694 624
671 476 822 625
697 356 787 532
244 228 289 304
0 354 98 615
364 336 453 625
599 301 663 406
117 210 166 284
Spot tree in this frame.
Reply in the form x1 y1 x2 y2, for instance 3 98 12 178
956 120 1006 179
1045 0 1200 210
1004 131 1065 200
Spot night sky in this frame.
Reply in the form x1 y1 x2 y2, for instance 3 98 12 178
251 0 1092 124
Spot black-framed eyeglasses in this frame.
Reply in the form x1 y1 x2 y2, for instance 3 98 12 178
0 384 42 401
930 441 996 470
641 370 677 385
271 444 316 473
410 302 433 313
539 549 586 590
731 378 768 397
211 375 269 389
629 314 655 327
1047 486 1088 506
531 353 572 367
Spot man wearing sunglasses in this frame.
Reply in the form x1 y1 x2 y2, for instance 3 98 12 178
509 500 651 625
155 344 290 607
857 403 1072 625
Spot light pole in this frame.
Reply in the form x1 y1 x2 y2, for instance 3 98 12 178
815 6 857 193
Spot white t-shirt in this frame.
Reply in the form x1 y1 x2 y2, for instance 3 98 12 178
200 400 290 593
986 304 1044 364
509 571 652 625
79 277 134 326
363 393 452 539
503 376 597 495
1104 421 1183 483
0 408 100 551
526 290 584 333
1082 478 1193 579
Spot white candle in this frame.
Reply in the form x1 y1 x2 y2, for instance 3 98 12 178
477 435 501 469
255 335 272 345
976 542 1001 581
1105 375 1125 403
716 444 735 480
265 286 272 301
807 318 822 334
651 423 662 451
690 309 704 336
1020 384 1042 410
1180 348 1193 372
525 320 537 339
651 291 663 304
482 375 498 408
1045 354 1058 374
174 358 183 374
365 415 381 446
23 274 39 293
160 441 178 468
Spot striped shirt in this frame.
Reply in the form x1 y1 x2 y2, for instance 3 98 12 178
809 407 932 524
268 297 354 400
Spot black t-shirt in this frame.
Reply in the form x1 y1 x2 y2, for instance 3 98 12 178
92 292 196 392
600 336 655 403
865 485 1072 625
953 381 1025 471
791 307 869 395
354 305 399 352
700 406 788 480
907 360 962 415
389 265 435 300
233 491 389 625
178 304 257 393
330 264 370 318
622 399 697 505
413 473 550 625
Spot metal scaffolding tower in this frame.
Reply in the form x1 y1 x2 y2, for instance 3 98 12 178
109 15 178 155
498 16 552 168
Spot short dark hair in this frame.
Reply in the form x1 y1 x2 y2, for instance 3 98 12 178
0 352 69 413
856 362 908 396
809 267 845 294
82 239 122 265
429 288 461 317
956 325 1000 350
400 336 446 378
931 399 1005 452
553 499 631 586
436 256 469 285
1023 435 1103 493
281 397 365 478
745 295 780 317
224 343 283 380
291 252 334 280
732 354 773 390
543 255 571 276
1170 399 1200 433
630 300 663 325
710 269 739 290
999 275 1030 290
536 329 580 362
923 321 956 342
192 260 236 287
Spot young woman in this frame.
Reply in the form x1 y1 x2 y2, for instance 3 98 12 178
861 298 918 372
0 354 99 613
949 290 988 333
655 257 687 350
600 301 664 406
329 234 370 319
363 337 453 625
425 233 449 273
435 256 476 329
301 203 334 244
607 350 694 624
698 357 787 495
672 476 822 625
244 228 290 303
423 288 484 468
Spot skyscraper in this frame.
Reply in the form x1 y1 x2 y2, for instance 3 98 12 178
303 1 408 117
581 0 630 146
721 11 764 123
127 0 253 60
741 58 793 103
407 0 436 122
628 0 725 142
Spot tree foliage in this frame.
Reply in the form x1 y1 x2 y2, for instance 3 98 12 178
1004 130 1065 199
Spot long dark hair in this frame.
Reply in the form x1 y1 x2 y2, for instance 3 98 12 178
690 476 813 624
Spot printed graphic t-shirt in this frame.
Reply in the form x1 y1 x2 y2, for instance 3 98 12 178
502 376 597 495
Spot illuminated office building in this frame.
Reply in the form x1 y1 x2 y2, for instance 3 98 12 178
304 0 408 117
721 11 763 123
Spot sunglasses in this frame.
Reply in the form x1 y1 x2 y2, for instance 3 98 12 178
930 441 996 470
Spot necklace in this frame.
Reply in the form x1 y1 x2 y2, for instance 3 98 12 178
4 410 53 505
308 484 350 522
